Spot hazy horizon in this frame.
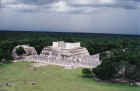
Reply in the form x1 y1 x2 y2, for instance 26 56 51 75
0 0 140 35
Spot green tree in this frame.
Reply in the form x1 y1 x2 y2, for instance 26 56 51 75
16 47 25 56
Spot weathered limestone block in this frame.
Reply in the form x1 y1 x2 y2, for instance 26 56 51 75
12 45 37 59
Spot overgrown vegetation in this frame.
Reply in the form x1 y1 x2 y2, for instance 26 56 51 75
94 47 140 82
16 47 25 56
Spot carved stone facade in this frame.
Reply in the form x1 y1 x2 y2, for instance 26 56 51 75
41 41 89 57
39 41 100 68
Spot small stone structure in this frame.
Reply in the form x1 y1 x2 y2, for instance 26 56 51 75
12 45 37 59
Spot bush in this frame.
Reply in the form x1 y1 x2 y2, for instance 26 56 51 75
93 63 117 80
0 47 13 64
16 47 25 56
82 68 93 78
0 48 4 62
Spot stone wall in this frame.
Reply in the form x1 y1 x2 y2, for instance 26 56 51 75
22 54 101 68
52 41 80 49
64 42 80 49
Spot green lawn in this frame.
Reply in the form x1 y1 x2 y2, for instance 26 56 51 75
0 62 140 91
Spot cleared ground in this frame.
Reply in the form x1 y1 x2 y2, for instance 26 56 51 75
0 62 140 91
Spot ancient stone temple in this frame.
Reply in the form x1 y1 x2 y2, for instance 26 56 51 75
38 41 100 68
41 41 89 59
13 41 101 69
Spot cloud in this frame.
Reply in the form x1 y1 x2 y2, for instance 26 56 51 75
49 1 70 12
68 0 115 5
1 0 140 14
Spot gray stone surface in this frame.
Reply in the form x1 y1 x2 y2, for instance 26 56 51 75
12 45 37 60
13 41 101 68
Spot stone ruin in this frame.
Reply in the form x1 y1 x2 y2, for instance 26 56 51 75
41 41 89 61
12 45 37 59
13 41 101 69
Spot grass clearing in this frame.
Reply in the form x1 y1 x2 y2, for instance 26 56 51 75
0 62 140 91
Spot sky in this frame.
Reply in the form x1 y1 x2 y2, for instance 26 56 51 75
0 0 140 34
